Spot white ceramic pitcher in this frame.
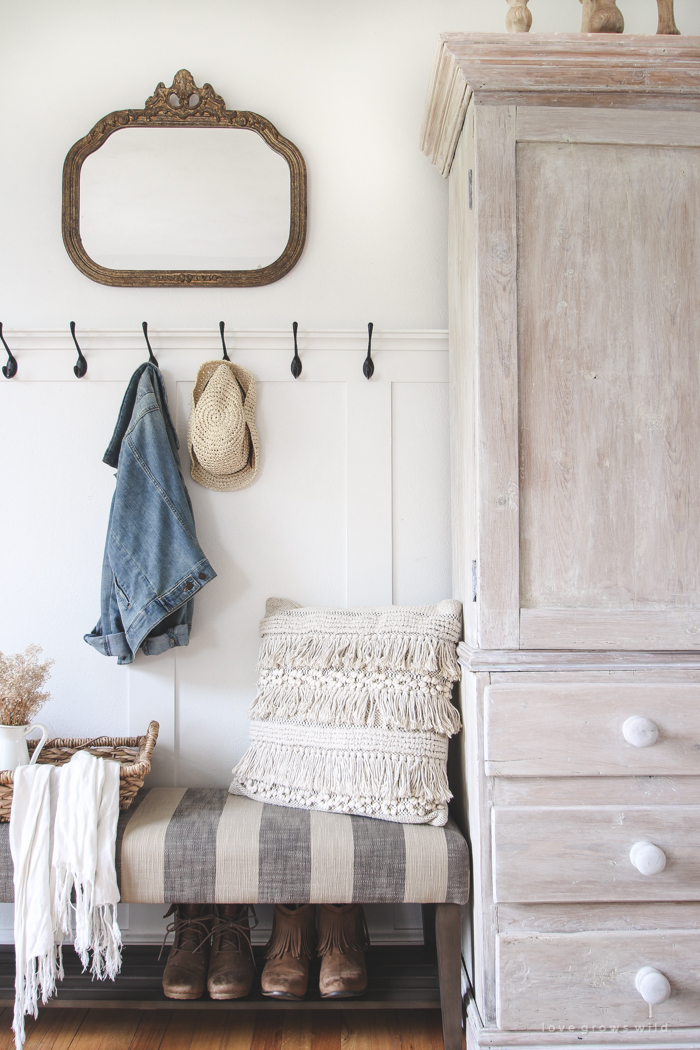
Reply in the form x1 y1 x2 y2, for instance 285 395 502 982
0 724 49 772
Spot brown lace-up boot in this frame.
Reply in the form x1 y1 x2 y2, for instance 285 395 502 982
207 904 257 999
260 904 316 1000
317 903 369 998
161 904 212 1000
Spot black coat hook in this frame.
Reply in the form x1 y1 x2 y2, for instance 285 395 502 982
142 322 158 367
291 321 302 379
219 321 230 361
363 322 374 380
70 321 87 379
0 323 17 379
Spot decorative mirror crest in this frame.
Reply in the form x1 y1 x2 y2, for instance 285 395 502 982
62 70 307 287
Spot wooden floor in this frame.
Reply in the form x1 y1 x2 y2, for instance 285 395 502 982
2 1008 445 1050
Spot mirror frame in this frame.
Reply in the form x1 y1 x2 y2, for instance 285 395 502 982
62 70 307 287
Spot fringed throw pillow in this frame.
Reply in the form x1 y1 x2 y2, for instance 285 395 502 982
230 598 462 826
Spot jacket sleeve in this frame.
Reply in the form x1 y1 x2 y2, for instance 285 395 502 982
86 366 216 663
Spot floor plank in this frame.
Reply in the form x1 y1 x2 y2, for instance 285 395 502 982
340 1011 371 1050
158 1012 202 1050
68 1010 142 1050
251 1013 284 1050
397 1010 433 1050
281 1013 311 1050
21 1009 90 1050
39 1009 90 1050
194 1012 257 1050
310 1014 339 1050
368 1011 396 1050
23 1009 82 1050
127 1013 172 1050
0 1009 15 1050
422 1012 444 1050
16 1010 444 1050
220 1014 258 1050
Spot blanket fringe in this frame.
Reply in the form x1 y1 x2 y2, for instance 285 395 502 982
54 869 122 980
13 949 61 1050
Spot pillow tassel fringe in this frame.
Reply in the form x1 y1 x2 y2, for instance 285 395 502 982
258 634 460 679
251 679 461 735
234 740 452 804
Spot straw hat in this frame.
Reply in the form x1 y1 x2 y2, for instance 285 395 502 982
187 360 259 491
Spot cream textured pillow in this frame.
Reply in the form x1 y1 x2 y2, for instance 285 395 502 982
230 598 462 826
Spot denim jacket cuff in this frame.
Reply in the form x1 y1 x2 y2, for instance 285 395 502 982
124 559 216 657
83 629 135 663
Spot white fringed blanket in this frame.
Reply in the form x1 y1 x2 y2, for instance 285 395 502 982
10 752 121 1049
231 598 462 826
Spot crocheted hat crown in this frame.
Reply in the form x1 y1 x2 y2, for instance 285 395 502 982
191 365 249 475
187 360 259 491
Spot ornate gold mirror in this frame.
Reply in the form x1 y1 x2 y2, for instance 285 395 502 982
62 71 307 287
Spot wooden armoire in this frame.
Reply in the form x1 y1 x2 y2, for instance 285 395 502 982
422 33 700 1049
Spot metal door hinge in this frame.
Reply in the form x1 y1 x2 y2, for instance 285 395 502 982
468 169 473 210
472 560 477 602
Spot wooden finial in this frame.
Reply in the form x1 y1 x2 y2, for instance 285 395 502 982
505 0 532 33
580 0 624 33
579 0 592 31
657 0 680 34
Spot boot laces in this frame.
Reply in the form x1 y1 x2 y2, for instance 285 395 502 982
158 904 212 960
210 905 258 966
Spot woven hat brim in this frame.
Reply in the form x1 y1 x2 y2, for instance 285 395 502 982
188 360 260 492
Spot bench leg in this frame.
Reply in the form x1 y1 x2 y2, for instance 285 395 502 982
435 903 462 1050
421 904 436 948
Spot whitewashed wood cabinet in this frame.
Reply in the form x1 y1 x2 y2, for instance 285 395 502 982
422 34 700 1050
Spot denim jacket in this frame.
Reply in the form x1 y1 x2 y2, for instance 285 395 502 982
85 363 216 665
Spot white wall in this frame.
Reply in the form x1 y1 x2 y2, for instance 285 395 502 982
2 0 700 945
3 0 699 330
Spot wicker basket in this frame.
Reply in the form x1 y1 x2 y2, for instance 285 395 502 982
0 720 159 821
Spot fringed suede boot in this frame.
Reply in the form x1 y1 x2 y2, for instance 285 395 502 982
317 903 369 998
160 904 212 1000
261 904 316 1000
207 904 257 999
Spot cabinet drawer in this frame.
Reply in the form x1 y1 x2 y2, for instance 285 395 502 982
497 929 700 1030
485 683 700 777
493 805 700 903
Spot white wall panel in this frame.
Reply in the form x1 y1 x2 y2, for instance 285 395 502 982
347 382 393 606
0 381 127 738
0 333 446 943
392 382 451 605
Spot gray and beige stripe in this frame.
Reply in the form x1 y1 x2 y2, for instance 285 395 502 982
113 788 469 906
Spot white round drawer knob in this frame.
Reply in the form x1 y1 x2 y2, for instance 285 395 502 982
630 840 667 875
623 716 659 748
635 966 671 1005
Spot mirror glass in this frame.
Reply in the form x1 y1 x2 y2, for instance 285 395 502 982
79 127 291 271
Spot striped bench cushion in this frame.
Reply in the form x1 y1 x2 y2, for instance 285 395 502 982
0 787 469 906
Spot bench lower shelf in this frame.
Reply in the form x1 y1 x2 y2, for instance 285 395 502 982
0 945 440 1010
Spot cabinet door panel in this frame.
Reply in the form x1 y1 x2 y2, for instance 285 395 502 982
517 140 700 649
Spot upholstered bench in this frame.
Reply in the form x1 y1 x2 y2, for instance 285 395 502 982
0 788 469 1049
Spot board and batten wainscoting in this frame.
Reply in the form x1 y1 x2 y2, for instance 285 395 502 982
0 328 451 946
